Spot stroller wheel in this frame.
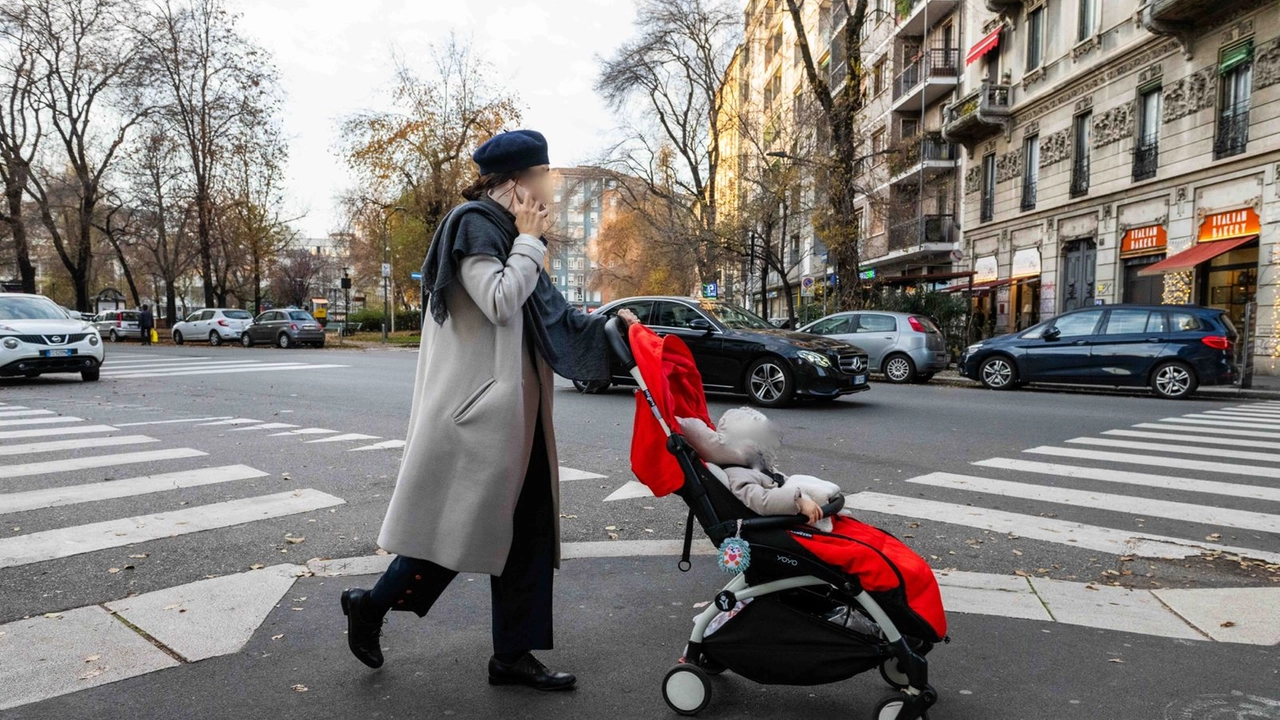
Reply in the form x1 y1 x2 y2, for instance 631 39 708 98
873 696 906 720
662 664 712 716
879 658 910 689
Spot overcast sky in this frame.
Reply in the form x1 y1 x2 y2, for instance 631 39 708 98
234 0 638 239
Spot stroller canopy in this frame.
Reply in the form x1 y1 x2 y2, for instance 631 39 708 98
628 324 713 498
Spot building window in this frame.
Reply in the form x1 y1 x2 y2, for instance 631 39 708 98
981 153 996 222
1070 112 1091 197
553 258 562 269
1026 5 1044 71
1134 86 1160 181
1077 0 1095 43
873 58 886 96
1021 136 1039 211
1215 42 1252 160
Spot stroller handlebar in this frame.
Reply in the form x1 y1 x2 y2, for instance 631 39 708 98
604 315 636 369
735 492 846 533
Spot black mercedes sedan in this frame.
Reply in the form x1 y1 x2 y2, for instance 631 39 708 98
958 304 1237 399
581 296 871 407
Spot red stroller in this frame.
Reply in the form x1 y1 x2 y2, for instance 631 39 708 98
605 319 947 720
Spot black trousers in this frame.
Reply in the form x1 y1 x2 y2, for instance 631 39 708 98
369 420 555 655
140 327 152 345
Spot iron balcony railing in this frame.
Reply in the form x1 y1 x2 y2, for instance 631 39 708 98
889 134 959 175
1133 141 1159 181
888 214 954 252
1069 156 1090 197
893 48 960 101
980 192 995 222
943 83 1012 126
1214 112 1249 159
1020 178 1037 211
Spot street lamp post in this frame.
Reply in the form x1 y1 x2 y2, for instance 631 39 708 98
380 205 408 343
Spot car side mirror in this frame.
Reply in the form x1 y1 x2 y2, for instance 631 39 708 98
688 318 713 333
1043 327 1061 342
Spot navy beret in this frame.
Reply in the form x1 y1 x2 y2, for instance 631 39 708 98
472 130 550 175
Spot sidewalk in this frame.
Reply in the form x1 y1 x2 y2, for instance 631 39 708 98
931 369 1280 399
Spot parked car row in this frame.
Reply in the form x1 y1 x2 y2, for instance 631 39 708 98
169 307 325 348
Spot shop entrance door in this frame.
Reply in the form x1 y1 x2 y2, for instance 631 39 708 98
1061 239 1097 312
1198 241 1258 330
1123 255 1165 304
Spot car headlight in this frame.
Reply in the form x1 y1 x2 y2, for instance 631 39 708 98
2 337 17 350
965 343 984 354
796 350 831 368
88 333 99 346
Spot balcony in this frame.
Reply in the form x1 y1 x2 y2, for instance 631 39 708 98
888 214 955 253
892 47 960 113
1133 142 1159 182
942 83 1012 148
895 0 960 37
984 0 1023 12
1214 112 1250 160
1069 156 1090 198
1020 178 1037 212
888 134 959 185
1148 0 1252 23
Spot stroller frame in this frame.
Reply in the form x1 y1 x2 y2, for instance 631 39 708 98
604 319 939 720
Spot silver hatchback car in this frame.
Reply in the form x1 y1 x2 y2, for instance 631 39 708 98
799 311 950 384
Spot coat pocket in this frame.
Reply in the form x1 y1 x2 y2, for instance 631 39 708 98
452 377 497 424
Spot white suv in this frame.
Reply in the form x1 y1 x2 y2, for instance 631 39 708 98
171 308 253 346
0 293 105 381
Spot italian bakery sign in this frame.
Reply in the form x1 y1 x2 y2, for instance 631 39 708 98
1198 208 1260 242
1120 225 1167 256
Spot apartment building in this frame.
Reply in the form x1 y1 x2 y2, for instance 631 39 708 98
945 0 1278 374
549 167 618 309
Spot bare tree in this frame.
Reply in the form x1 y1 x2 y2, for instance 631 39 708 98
0 4 44 292
269 247 326 309
21 0 153 311
137 0 279 307
596 0 740 284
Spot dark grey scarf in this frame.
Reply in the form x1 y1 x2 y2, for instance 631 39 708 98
421 198 611 383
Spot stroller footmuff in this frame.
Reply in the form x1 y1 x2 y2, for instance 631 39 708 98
609 320 947 720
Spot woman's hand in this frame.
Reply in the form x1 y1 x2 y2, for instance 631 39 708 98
797 496 823 525
513 186 550 237
618 308 641 327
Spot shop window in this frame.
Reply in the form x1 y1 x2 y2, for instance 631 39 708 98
1026 6 1045 71
1071 113 1090 197
1021 135 1039 211
1215 41 1252 159
1134 86 1161 181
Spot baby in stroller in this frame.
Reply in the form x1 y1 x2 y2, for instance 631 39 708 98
677 406 848 531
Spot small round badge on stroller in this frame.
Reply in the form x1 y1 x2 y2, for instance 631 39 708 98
605 318 946 720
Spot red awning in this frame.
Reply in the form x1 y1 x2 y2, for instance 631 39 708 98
966 27 1002 66
1138 235 1256 276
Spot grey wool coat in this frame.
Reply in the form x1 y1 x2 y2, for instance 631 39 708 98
376 228 570 576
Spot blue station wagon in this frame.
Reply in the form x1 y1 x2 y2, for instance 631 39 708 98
958 304 1237 399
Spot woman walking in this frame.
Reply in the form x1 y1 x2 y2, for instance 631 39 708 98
341 129 638 691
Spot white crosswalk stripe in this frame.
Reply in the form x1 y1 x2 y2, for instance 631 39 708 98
0 405 347 574
97 354 349 380
845 402 1280 566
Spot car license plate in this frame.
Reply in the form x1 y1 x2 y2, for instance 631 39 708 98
41 349 76 357
854 374 866 385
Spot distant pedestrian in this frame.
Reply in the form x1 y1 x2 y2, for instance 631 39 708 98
340 130 641 690
139 304 154 345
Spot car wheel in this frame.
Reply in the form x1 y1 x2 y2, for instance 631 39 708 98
572 379 610 394
978 356 1018 390
745 357 795 408
173 330 184 345
209 330 222 347
109 329 119 343
912 373 934 384
277 333 291 349
82 368 100 382
882 353 917 384
240 333 253 348
1151 361 1198 399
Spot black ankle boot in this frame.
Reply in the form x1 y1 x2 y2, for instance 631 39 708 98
340 588 385 668
488 653 576 691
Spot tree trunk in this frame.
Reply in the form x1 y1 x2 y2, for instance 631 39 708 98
165 282 177 327
4 180 37 293
198 194 214 306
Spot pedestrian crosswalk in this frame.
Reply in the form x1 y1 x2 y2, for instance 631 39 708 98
98 352 349 380
0 400 345 570
845 399 1280 566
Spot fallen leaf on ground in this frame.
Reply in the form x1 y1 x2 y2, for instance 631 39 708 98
373 548 389 556
1012 550 1023 556
1014 570 1030 577
44 612 62 619
1220 621 1237 628
84 654 101 663
291 684 308 693
79 667 106 681
271 634 284 640
128 554 148 559
249 563 265 570
1107 658 1124 664
107 568 120 574
285 536 305 544
162 603 182 611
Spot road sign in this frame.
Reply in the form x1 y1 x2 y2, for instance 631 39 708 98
381 263 391 278
701 281 718 299
410 271 422 281
800 276 815 297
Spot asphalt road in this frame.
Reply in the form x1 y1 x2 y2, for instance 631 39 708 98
1 341 1277 719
